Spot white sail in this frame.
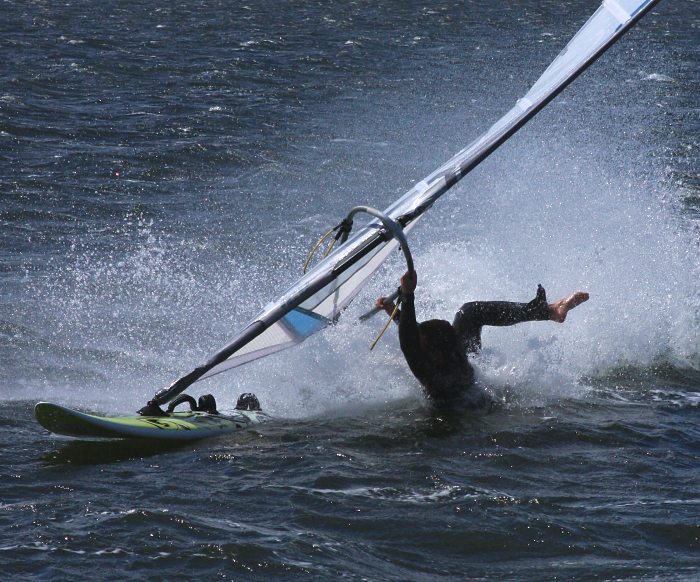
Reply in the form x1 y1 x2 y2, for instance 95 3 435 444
147 0 661 407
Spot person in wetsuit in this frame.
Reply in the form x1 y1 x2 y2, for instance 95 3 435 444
375 270 589 407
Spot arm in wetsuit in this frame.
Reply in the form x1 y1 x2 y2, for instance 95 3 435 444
395 271 425 377
398 291 424 376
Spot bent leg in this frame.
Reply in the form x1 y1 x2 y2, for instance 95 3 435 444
452 285 550 353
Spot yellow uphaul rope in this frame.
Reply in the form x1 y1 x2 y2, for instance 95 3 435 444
303 227 336 273
370 299 401 351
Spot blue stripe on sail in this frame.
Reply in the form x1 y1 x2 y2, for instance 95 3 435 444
283 309 328 338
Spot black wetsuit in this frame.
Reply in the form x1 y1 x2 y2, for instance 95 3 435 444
398 286 550 406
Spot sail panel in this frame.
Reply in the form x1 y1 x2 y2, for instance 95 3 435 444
197 216 424 382
198 307 329 381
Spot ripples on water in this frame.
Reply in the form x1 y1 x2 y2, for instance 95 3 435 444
1 0 698 579
3 397 700 579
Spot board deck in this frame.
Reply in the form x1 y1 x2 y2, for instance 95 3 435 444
35 402 268 441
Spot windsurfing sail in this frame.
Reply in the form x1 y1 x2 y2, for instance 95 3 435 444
144 0 662 409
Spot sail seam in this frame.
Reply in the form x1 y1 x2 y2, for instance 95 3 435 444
603 0 632 24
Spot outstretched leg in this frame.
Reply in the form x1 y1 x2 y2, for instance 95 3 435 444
452 286 589 353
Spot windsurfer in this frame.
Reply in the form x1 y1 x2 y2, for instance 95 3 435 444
375 271 589 407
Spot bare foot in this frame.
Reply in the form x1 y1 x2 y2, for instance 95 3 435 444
549 291 589 323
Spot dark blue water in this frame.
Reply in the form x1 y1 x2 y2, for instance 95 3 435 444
2 1 698 579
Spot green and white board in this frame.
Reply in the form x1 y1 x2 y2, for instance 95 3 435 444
35 402 269 441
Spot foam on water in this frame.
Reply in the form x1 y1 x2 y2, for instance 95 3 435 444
11 97 698 417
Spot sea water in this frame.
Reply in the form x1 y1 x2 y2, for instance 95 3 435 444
1 1 698 579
